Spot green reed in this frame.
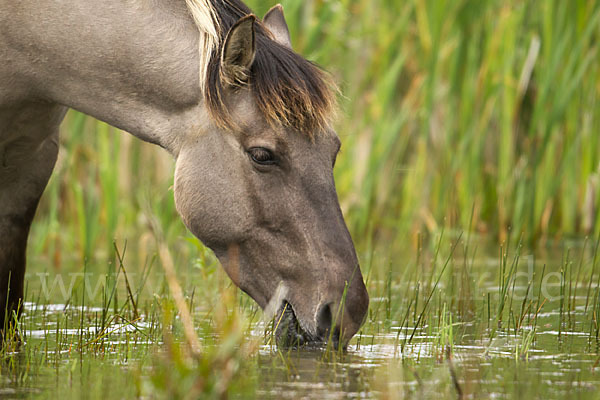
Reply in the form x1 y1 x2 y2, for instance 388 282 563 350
259 0 600 250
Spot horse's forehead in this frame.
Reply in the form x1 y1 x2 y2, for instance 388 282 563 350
226 90 268 130
224 90 337 152
231 91 257 118
226 93 281 135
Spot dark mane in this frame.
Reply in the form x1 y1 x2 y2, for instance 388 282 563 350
205 0 337 135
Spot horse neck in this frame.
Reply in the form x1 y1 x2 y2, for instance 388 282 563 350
8 0 208 154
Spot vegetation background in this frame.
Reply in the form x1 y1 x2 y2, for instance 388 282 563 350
12 0 600 398
30 0 600 268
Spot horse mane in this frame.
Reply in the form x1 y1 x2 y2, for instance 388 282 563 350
184 0 337 135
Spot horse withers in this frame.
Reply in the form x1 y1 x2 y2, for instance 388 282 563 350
0 0 368 348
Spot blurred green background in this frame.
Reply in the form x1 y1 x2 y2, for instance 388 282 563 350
28 0 600 271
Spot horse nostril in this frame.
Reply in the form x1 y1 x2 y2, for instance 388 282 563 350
316 303 333 339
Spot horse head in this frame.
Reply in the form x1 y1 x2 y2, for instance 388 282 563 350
173 6 368 348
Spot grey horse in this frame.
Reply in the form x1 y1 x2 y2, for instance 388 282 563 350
0 0 369 348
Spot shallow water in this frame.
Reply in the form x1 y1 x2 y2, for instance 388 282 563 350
2 246 600 399
4 304 598 398
1 318 596 398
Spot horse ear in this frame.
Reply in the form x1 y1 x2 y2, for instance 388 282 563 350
221 15 257 86
263 4 292 49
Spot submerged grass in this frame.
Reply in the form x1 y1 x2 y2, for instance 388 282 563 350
3 0 600 398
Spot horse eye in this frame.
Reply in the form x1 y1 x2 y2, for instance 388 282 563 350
248 147 276 165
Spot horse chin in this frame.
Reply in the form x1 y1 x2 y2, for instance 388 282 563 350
274 301 339 349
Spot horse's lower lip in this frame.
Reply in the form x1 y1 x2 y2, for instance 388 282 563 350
274 301 343 349
274 301 314 347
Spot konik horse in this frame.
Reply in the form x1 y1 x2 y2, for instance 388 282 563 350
0 0 368 348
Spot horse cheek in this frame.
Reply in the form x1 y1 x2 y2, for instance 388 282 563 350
174 148 251 252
